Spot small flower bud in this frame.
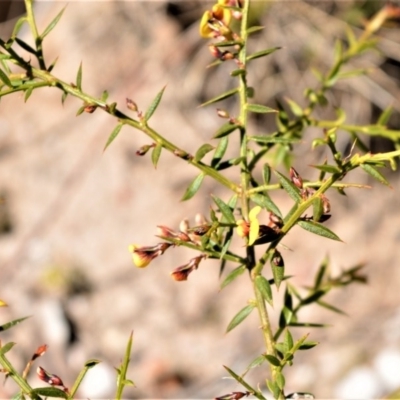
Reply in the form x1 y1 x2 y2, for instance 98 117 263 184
126 98 138 112
180 219 190 234
220 51 235 61
174 149 193 160
37 366 65 387
128 243 172 268
84 104 97 113
136 144 154 156
232 11 242 20
290 167 303 189
209 45 222 59
272 250 284 267
321 195 331 214
216 109 230 119
215 391 250 400
170 255 205 281
32 344 48 361
195 213 208 226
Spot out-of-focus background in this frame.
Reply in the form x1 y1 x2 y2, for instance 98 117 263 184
0 1 400 399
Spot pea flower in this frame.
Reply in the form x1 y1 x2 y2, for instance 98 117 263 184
128 243 172 268
199 0 232 39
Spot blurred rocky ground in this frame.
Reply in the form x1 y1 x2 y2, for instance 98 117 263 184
0 1 400 399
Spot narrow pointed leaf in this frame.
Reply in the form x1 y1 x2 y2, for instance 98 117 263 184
275 171 301 202
0 342 15 355
251 193 282 218
213 122 240 139
41 7 65 39
316 300 347 315
200 87 238 107
297 220 342 242
151 144 162 168
244 354 266 373
11 16 27 39
24 86 34 102
181 173 205 201
246 25 264 35
194 143 214 162
0 316 30 332
272 264 284 290
223 366 264 398
377 106 393 126
262 164 271 185
145 86 166 122
226 304 255 333
211 136 229 167
32 388 68 399
276 372 285 390
289 322 329 328
246 47 280 61
76 62 83 90
255 275 273 306
314 257 329 289
212 195 236 224
246 104 277 114
264 355 281 367
298 341 319 350
360 164 391 187
284 329 294 352
248 136 300 145
266 379 280 399
300 289 327 305
15 38 36 55
103 123 123 152
311 164 341 174
0 69 12 88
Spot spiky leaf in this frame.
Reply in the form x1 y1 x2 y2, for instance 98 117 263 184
220 265 246 289
226 304 255 333
297 220 342 241
246 104 277 114
255 275 273 306
41 7 65 39
361 163 391 187
144 86 166 122
181 173 205 201
246 47 280 61
200 87 239 107
194 144 214 162
103 123 123 152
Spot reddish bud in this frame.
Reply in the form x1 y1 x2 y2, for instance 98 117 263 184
290 167 303 189
209 45 222 58
272 250 284 267
215 391 250 400
136 144 155 156
84 104 97 113
126 98 138 112
37 366 65 387
170 255 205 281
32 344 48 361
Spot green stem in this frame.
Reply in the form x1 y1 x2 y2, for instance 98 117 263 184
25 0 46 70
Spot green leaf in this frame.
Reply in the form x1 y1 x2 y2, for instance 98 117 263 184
24 86 34 102
311 164 341 174
226 304 255 333
100 90 109 102
317 300 347 315
230 69 246 77
11 16 27 39
103 123 123 152
275 371 285 390
0 342 15 355
76 62 83 91
223 366 263 398
275 170 301 202
300 289 328 305
194 143 214 162
255 275 273 306
377 106 393 126
283 329 294 352
144 85 166 122
151 144 162 168
213 40 242 47
0 69 12 88
297 220 342 242
246 25 264 35
15 38 36 55
266 379 281 399
181 173 205 201
212 195 236 224
32 387 68 399
41 7 65 39
213 122 240 139
285 98 303 117
244 354 266 373
200 87 239 107
262 164 271 185
0 316 30 332
299 341 319 350
251 193 282 218
211 136 229 167
264 354 281 367
246 47 280 61
272 264 284 291
61 91 68 105
246 104 277 114
314 257 329 289
360 164 391 187
220 265 246 290
84 359 101 368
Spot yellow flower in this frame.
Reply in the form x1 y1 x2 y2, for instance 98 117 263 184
199 2 232 39
236 206 261 245
128 243 171 268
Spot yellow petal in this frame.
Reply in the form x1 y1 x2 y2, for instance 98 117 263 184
249 206 261 222
199 10 214 38
248 218 260 246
